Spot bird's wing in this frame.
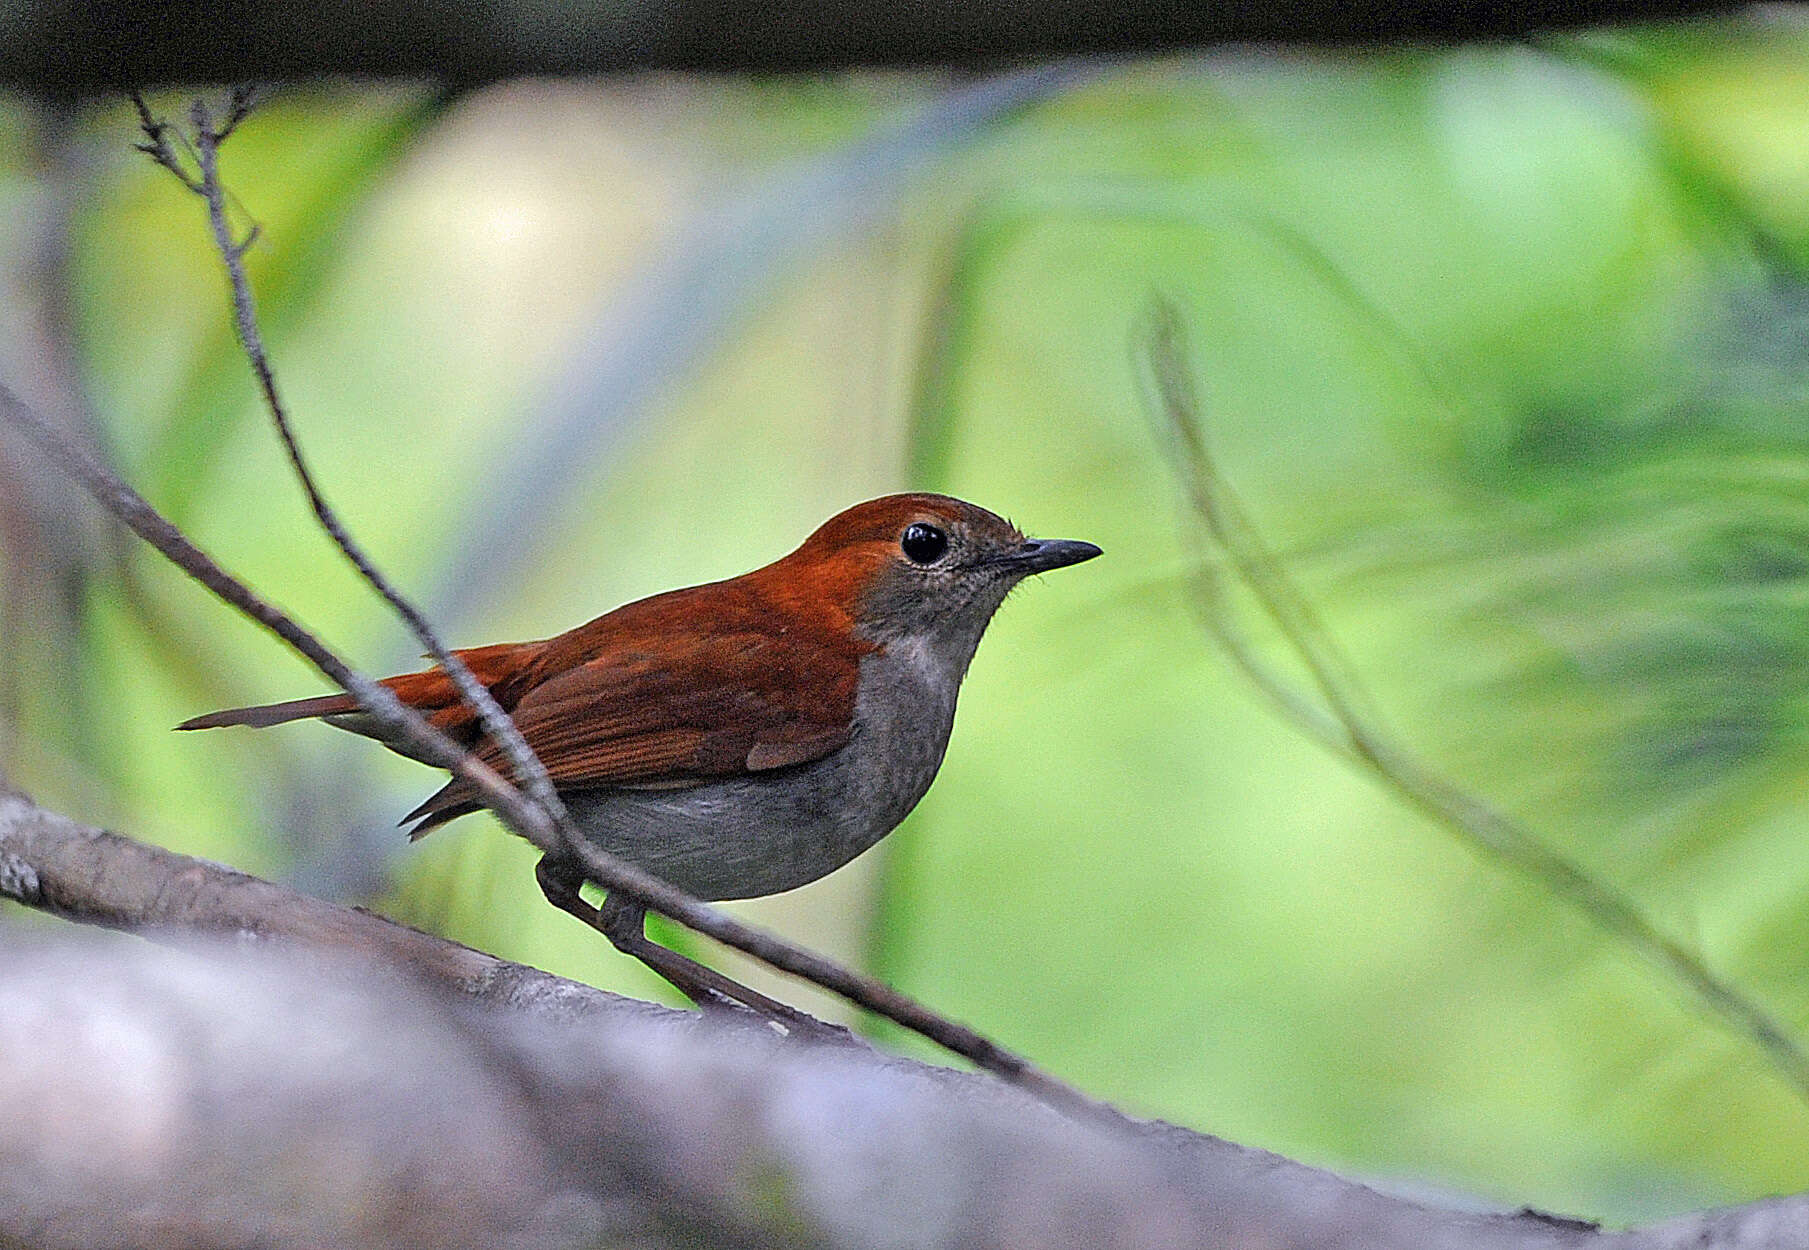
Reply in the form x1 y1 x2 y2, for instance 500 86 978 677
402 626 864 836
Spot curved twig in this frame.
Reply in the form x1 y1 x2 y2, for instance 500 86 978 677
136 89 567 834
1136 295 1809 1106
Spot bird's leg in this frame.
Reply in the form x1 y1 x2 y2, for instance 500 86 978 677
533 854 851 1043
531 854 737 1012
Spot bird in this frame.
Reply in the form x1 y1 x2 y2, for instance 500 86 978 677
179 493 1100 1028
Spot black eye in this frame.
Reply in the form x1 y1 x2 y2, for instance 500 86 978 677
900 522 948 565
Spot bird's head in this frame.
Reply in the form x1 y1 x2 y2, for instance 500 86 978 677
760 493 1101 664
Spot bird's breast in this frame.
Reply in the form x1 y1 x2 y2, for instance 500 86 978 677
843 642 963 826
557 646 962 902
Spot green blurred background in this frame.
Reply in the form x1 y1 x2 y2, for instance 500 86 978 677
5 17 1809 1223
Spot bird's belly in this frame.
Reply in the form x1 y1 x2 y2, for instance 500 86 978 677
560 742 937 902
558 646 959 902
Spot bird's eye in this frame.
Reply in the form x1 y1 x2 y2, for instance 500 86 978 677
900 522 948 565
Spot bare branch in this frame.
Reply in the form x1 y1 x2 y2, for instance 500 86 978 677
0 788 660 1027
14 790 1809 1249
10 0 1753 96
0 929 1667 1250
215 83 257 140
142 90 568 834
1135 296 1809 1106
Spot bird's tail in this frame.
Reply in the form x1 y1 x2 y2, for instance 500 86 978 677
176 694 358 730
175 640 541 739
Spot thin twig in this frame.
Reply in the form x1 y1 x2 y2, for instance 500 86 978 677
130 93 201 192
1136 296 1809 1106
214 85 256 142
142 91 566 833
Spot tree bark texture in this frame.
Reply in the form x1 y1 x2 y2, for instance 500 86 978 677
3 789 1807 1249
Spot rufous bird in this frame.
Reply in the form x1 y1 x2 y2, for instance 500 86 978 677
180 494 1100 1025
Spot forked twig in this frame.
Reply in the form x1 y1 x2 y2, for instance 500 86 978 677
1136 295 1809 1105
131 94 201 192
133 89 566 832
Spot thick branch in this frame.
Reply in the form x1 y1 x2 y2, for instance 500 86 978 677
0 788 657 1027
5 788 1804 1248
4 1 1750 95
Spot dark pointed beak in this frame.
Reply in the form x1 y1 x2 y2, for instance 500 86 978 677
997 537 1102 575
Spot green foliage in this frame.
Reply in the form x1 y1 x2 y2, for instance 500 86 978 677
9 22 1809 1221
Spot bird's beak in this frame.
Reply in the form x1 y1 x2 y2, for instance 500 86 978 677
993 537 1103 575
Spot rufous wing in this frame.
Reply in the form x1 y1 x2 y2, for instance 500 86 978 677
401 626 863 837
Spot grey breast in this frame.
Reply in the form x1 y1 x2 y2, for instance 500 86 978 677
563 644 961 902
